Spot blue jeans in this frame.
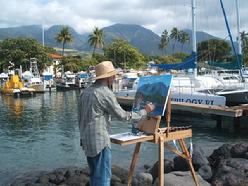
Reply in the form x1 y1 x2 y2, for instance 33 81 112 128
87 147 112 186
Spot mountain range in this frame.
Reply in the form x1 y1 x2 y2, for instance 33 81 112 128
0 24 218 55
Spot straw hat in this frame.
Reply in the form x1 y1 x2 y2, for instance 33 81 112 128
94 61 117 80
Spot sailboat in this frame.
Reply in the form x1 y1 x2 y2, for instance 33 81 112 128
201 0 248 105
115 0 227 107
152 0 248 106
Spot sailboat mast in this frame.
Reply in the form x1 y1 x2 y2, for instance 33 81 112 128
219 0 244 81
191 0 197 76
42 25 45 47
235 0 241 55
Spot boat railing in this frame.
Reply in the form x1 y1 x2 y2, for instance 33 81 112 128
172 77 198 95
112 78 124 92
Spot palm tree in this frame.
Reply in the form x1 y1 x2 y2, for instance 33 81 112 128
88 27 104 57
179 31 190 52
55 26 73 56
158 30 169 55
170 27 180 53
240 31 248 64
240 31 248 50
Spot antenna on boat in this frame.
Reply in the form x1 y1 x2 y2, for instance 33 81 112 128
191 0 197 77
30 58 40 78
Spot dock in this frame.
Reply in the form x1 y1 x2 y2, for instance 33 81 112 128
116 96 248 130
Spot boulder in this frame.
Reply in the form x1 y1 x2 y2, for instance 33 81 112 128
211 158 248 186
111 174 122 183
111 165 129 184
208 144 232 169
35 174 50 183
132 172 153 186
8 171 48 186
149 159 174 181
198 165 212 182
64 173 89 186
192 144 209 170
230 143 248 159
153 171 210 186
7 167 89 186
144 164 151 170
48 173 65 185
111 182 126 186
173 156 189 171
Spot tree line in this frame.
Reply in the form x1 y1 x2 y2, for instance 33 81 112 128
0 26 247 73
159 27 190 55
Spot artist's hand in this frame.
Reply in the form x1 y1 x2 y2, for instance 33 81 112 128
145 102 155 113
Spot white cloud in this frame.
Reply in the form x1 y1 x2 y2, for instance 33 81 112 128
0 0 247 38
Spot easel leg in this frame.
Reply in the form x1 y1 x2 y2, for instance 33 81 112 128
159 137 164 186
178 139 199 186
128 142 142 186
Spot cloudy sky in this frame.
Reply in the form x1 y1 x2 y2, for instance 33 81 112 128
0 0 247 38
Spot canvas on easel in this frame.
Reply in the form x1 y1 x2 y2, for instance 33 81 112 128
110 74 199 186
132 75 173 134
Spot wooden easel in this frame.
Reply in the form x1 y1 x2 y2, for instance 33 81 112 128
111 95 199 186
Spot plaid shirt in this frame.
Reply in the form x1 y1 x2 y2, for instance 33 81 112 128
78 82 147 157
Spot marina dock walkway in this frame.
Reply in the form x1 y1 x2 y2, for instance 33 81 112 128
116 96 248 130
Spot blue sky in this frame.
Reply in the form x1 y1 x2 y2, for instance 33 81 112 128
0 0 247 38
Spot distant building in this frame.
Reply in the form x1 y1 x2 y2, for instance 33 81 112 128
47 53 63 77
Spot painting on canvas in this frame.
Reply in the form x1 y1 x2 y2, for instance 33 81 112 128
132 75 173 116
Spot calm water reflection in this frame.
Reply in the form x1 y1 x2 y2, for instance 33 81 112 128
0 91 83 184
0 91 247 184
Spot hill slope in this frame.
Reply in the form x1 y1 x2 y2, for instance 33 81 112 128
0 24 219 55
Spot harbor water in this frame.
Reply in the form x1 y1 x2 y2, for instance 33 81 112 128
0 90 248 184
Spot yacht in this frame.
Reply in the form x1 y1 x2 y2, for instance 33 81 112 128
22 58 47 93
22 71 46 93
76 72 90 88
1 74 35 97
29 77 47 93
42 71 56 91
200 72 248 105
114 75 226 107
56 72 78 91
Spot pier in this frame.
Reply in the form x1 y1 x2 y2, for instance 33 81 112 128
116 96 248 130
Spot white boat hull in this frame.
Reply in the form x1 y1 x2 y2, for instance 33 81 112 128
216 89 248 105
171 92 226 106
30 84 46 93
115 89 226 107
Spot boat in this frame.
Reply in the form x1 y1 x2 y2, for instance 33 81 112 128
22 71 46 93
115 0 228 107
22 58 47 93
200 0 248 105
150 0 248 106
42 71 56 91
118 0 248 107
199 87 248 105
121 71 138 89
116 90 226 107
28 77 47 93
114 76 226 107
0 74 35 98
76 72 90 88
56 71 79 91
0 72 8 87
194 71 248 105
